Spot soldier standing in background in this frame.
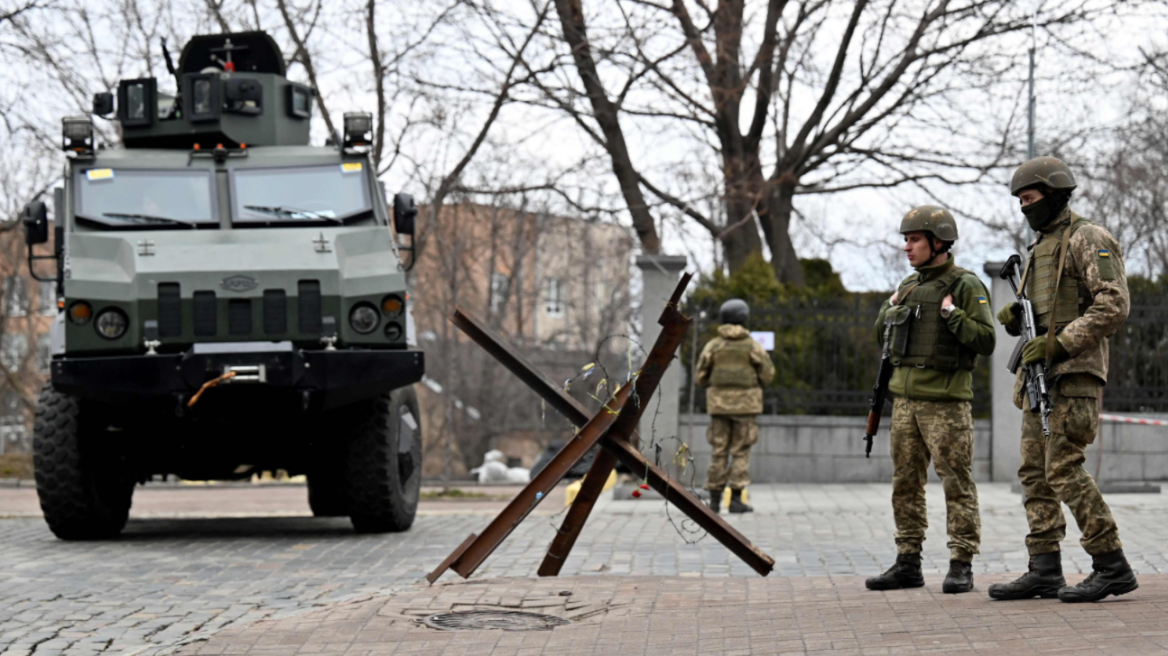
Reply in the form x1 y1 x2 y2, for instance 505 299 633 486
696 299 775 514
865 207 995 594
988 157 1138 603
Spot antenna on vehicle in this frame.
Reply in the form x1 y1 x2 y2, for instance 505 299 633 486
161 37 180 91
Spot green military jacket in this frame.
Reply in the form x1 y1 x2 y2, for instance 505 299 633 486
696 324 776 415
875 257 996 402
1012 208 1129 406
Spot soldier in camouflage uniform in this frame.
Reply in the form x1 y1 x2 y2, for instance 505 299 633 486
696 299 775 514
988 156 1138 604
866 206 995 595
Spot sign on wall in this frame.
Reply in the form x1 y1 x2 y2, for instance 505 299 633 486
750 331 775 351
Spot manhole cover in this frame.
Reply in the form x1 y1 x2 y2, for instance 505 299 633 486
420 610 571 631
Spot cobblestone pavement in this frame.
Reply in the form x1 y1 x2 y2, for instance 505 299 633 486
1 482 1167 655
173 574 1168 656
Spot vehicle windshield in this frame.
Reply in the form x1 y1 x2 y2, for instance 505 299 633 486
75 168 217 227
232 164 372 224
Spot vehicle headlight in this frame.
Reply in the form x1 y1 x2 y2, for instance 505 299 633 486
95 308 128 340
68 301 93 325
349 304 379 334
384 321 403 341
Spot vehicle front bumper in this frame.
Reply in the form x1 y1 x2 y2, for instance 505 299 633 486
51 343 425 410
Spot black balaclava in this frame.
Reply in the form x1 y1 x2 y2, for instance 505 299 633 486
1021 187 1073 232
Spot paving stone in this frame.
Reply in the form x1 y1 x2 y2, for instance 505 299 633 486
1 482 1167 654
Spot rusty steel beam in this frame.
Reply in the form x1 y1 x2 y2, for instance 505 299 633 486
443 273 689 579
425 532 477 584
536 278 695 577
427 274 690 583
427 271 773 582
446 378 632 579
537 446 618 577
600 434 775 577
450 308 591 426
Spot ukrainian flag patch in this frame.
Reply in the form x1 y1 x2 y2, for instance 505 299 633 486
978 296 987 304
1098 249 1116 280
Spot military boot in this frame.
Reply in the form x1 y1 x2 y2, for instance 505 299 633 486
942 560 974 594
728 489 753 513
1058 549 1138 603
707 488 723 514
865 553 925 591
987 552 1064 600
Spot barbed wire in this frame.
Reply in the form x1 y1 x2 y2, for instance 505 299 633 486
555 332 709 545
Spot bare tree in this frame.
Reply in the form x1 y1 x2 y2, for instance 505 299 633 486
535 0 1128 283
1080 46 1168 282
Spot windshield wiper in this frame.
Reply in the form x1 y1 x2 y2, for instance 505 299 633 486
102 212 200 228
243 205 343 224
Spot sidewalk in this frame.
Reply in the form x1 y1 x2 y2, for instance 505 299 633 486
174 574 1168 655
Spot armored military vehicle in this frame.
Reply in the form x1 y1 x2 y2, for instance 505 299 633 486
20 32 424 540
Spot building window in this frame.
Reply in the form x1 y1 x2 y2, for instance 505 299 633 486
490 273 509 315
0 335 28 373
38 282 57 316
37 333 51 374
3 276 28 318
0 392 24 453
544 278 564 318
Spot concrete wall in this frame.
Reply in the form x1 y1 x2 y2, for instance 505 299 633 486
681 414 992 484
1086 415 1168 483
985 262 1023 482
677 412 1168 485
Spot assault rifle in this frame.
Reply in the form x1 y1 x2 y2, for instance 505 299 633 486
999 254 1052 436
863 313 896 457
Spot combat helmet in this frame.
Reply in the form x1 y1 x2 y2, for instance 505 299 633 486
719 299 749 326
1010 156 1077 196
899 205 958 242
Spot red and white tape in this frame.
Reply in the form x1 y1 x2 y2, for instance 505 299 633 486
1100 414 1168 427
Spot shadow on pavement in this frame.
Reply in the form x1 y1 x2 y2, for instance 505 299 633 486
118 516 364 540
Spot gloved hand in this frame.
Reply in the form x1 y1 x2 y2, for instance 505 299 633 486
1022 335 1068 365
997 302 1022 336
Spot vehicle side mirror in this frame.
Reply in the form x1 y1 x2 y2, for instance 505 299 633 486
22 201 49 246
393 193 417 236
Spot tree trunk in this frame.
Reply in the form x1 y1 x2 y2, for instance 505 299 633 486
719 149 764 272
554 0 661 254
763 177 805 286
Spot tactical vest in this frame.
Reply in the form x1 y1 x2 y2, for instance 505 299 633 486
891 266 977 371
1025 218 1091 334
707 337 760 389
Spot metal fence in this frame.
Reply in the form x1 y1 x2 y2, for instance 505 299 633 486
681 296 991 417
1105 295 1168 412
682 292 1168 417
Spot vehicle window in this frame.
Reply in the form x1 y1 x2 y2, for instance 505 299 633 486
75 168 217 227
231 164 371 223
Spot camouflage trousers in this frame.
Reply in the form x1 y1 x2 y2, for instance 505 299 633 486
1020 380 1121 556
704 415 757 491
890 397 981 561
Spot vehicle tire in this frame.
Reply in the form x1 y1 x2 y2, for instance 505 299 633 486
32 383 133 540
344 386 421 533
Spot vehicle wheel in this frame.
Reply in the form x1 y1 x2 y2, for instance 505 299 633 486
32 383 133 540
344 386 422 533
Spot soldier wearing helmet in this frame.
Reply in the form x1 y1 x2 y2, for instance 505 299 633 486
695 298 774 513
988 156 1137 604
865 205 995 595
